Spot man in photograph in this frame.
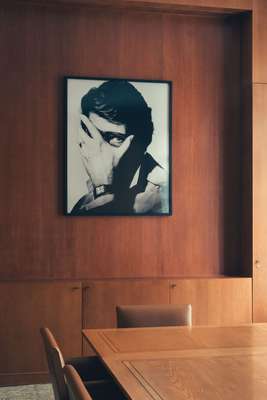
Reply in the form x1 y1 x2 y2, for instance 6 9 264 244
71 79 169 215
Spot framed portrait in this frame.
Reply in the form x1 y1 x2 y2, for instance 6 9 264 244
65 76 172 216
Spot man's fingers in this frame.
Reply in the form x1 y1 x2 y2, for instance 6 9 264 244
80 114 103 143
78 126 92 148
116 135 134 159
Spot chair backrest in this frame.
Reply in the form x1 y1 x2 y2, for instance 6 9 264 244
64 365 93 400
116 304 192 328
40 327 68 400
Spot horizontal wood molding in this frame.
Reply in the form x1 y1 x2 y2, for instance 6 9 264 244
9 0 253 12
0 372 50 386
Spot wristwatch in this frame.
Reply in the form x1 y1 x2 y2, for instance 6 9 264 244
94 185 113 199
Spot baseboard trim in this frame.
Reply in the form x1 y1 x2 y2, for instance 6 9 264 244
0 372 50 386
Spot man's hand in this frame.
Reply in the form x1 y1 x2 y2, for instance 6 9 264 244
78 114 134 187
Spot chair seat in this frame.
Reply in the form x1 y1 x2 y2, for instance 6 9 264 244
85 380 126 400
67 355 111 382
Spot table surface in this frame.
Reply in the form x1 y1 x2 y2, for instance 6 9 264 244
83 324 267 400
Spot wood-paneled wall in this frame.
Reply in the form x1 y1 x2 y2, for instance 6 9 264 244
0 0 259 387
0 2 247 279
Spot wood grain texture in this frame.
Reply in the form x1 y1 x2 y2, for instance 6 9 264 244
82 279 170 354
170 277 252 325
83 325 267 400
124 354 267 400
253 85 267 322
83 324 267 357
0 282 82 383
253 0 267 83
0 3 248 279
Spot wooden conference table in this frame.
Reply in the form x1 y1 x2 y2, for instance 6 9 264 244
83 324 267 400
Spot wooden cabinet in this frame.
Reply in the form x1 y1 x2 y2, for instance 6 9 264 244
0 282 82 385
169 278 252 325
82 277 252 354
82 279 170 329
82 279 170 354
253 85 267 322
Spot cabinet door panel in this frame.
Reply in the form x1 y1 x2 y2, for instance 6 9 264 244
170 278 252 325
253 85 267 321
0 282 82 377
253 0 267 83
82 279 169 354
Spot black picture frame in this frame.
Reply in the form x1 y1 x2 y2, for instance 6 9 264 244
64 76 172 216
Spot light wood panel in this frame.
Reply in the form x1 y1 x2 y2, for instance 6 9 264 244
83 325 267 400
253 85 267 322
83 324 267 358
0 3 247 279
121 355 266 400
169 278 252 325
0 282 82 385
253 0 267 83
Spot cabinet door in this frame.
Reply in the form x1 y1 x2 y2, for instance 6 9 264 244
170 278 252 325
253 0 267 83
0 281 82 384
253 85 267 321
82 279 169 354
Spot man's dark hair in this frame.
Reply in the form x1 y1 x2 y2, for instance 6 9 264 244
81 80 154 148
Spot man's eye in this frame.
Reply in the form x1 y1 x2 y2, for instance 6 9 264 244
109 137 124 147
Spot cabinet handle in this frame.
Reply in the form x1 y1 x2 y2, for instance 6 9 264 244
71 287 80 291
255 260 261 269
170 283 177 289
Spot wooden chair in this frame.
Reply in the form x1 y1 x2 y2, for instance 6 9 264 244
40 327 114 400
64 365 92 400
116 304 192 328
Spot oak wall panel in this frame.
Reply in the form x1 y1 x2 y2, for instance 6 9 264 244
0 282 82 384
170 277 252 325
0 4 246 279
253 0 267 83
253 85 267 322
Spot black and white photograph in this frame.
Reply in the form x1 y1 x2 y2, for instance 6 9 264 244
65 77 172 216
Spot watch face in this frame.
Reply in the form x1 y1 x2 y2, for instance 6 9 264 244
96 185 105 196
